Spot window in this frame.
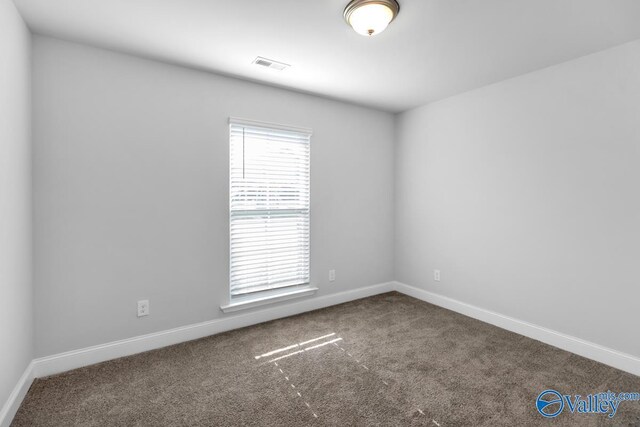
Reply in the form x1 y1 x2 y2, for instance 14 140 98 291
228 118 311 304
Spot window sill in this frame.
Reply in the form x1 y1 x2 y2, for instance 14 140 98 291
220 286 319 313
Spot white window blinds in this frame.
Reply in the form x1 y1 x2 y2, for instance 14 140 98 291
229 118 311 298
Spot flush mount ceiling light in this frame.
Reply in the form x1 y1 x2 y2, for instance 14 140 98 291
343 0 400 36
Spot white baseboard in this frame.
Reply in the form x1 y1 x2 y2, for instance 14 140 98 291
33 281 394 378
0 361 34 427
392 281 640 377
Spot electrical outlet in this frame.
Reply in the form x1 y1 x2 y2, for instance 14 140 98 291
329 269 336 282
137 300 150 317
434 270 441 282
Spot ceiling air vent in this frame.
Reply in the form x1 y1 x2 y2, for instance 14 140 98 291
253 57 290 71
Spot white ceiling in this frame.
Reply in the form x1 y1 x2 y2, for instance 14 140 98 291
14 0 640 112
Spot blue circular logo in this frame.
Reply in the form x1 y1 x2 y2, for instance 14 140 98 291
536 389 564 418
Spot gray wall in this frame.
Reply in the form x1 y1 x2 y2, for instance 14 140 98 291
32 36 395 357
0 0 32 408
396 40 640 358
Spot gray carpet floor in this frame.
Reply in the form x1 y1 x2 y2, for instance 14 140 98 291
12 292 640 426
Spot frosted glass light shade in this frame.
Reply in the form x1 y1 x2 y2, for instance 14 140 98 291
344 0 400 36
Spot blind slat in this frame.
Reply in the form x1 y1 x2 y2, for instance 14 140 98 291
231 266 310 282
231 280 307 296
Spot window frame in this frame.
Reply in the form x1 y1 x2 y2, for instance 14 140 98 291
222 117 316 312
